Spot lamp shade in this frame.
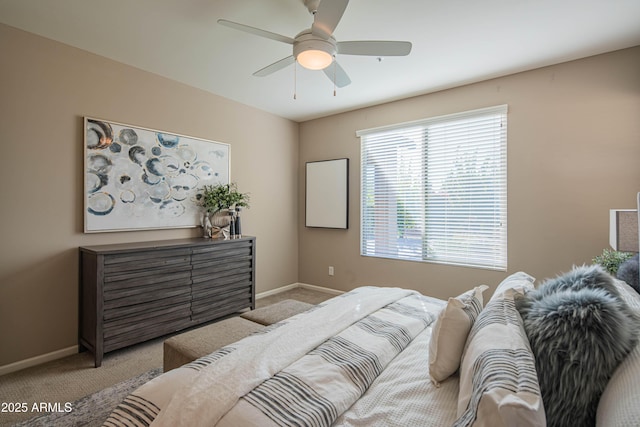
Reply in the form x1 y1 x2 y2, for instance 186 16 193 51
610 209 638 252
297 49 333 70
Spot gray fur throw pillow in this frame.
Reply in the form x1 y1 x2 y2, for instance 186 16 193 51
525 264 622 300
516 266 640 427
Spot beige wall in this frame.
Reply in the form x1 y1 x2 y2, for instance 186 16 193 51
0 24 299 367
299 46 640 300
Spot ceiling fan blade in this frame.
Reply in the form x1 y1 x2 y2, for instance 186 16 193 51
312 0 349 39
218 19 295 45
323 60 351 87
253 56 296 77
337 41 412 56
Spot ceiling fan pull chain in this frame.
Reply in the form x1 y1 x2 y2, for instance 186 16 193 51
294 60 297 100
333 58 337 96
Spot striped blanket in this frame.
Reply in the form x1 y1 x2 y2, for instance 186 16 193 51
104 287 447 427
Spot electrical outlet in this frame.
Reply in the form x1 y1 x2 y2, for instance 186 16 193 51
328 266 334 276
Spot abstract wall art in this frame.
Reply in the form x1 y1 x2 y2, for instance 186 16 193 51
84 117 230 232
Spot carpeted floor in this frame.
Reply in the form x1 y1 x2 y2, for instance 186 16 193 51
0 287 334 426
11 368 162 427
0 339 164 426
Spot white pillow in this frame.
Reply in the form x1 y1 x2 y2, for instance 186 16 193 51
455 287 545 427
596 279 640 426
429 285 488 386
490 271 535 302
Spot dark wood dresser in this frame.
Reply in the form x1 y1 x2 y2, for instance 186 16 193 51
79 237 255 367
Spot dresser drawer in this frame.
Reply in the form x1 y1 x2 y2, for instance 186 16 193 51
104 248 191 271
104 288 191 319
191 288 253 323
191 240 253 264
104 273 191 300
192 272 251 296
104 314 192 353
191 258 252 281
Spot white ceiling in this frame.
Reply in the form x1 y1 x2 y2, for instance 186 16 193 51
2 0 640 122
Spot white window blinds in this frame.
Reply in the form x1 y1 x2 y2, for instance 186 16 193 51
358 105 507 270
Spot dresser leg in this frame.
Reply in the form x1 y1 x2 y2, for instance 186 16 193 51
94 352 103 368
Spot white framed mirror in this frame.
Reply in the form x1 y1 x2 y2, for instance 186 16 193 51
305 158 349 229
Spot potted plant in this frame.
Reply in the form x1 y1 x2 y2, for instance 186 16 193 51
196 183 250 238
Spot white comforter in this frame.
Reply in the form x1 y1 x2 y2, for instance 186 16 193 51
103 287 458 427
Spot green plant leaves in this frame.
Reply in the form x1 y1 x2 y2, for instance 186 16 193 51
593 248 634 275
196 183 250 213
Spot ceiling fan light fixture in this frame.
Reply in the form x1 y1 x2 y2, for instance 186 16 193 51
297 49 333 70
293 32 336 70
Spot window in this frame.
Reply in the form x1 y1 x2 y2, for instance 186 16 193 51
358 105 507 270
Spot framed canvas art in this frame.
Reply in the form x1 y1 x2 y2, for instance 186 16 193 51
84 117 230 232
305 158 349 229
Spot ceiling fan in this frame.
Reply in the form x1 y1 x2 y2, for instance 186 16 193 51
218 0 412 88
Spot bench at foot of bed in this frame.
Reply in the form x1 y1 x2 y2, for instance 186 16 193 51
163 299 314 372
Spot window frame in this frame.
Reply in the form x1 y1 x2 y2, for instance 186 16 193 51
357 105 508 271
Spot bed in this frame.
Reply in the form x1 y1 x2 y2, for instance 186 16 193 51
103 268 640 427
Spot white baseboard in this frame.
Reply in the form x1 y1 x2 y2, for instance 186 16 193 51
0 345 78 376
2 284 342 376
295 282 344 296
256 283 299 299
256 282 344 299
